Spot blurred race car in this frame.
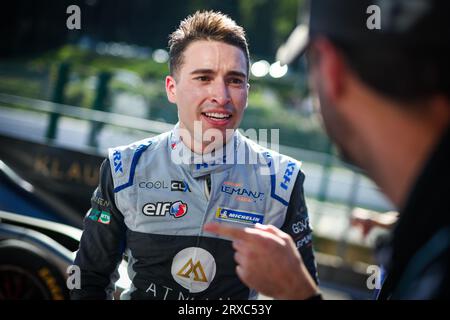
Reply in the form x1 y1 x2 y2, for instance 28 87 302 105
0 144 130 299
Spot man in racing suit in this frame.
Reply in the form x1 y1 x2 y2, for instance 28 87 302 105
70 10 317 300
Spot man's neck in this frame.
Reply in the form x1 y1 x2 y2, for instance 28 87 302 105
176 125 235 155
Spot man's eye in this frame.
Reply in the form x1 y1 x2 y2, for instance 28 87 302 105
228 78 244 85
196 76 211 82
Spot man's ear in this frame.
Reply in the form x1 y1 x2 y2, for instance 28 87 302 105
313 38 346 103
165 75 177 104
244 82 250 109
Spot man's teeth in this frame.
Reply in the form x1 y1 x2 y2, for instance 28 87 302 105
204 112 231 119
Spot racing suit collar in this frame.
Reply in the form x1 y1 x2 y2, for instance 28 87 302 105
169 123 243 178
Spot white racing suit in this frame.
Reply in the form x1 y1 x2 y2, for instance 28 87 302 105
71 125 318 299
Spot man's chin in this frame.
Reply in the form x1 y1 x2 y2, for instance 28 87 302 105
200 123 235 141
203 128 235 147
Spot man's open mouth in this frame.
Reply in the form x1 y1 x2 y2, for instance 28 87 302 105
201 112 232 120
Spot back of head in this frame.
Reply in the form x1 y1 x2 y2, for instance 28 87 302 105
290 0 450 105
168 10 250 79
323 0 450 105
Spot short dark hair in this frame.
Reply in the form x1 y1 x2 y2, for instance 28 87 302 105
168 10 250 79
329 37 450 104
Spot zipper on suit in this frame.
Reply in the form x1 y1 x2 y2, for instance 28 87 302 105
204 174 211 201
197 174 212 241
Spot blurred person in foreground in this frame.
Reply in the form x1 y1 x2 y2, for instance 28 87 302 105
70 10 317 299
206 0 450 299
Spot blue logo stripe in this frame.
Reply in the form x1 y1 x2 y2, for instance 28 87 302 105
263 151 290 206
270 173 289 206
113 141 152 193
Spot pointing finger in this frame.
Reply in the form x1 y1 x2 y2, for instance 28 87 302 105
204 222 250 240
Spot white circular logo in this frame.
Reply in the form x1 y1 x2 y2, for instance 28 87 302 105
171 247 216 293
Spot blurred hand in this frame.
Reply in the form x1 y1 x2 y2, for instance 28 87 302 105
204 222 319 299
351 214 374 237
351 209 398 237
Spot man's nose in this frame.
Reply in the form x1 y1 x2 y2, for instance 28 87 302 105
210 80 231 106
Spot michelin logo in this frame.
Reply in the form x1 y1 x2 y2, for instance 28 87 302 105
215 207 264 225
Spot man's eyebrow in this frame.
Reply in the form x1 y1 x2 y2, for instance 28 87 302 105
190 69 215 75
227 70 247 79
189 69 247 78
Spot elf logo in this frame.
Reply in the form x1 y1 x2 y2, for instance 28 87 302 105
142 201 188 218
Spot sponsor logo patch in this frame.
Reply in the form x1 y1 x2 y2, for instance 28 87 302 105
171 247 216 293
280 160 296 190
177 259 208 282
169 201 188 218
221 181 264 203
142 201 188 218
215 207 264 225
292 217 310 234
88 209 111 224
138 180 191 192
91 195 109 207
171 180 191 192
138 181 169 189
112 150 123 175
296 233 313 249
